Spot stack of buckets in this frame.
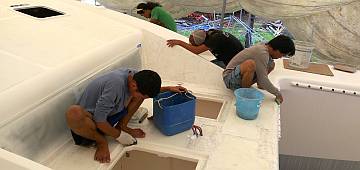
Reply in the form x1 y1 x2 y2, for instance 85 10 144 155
289 40 315 69
234 88 264 120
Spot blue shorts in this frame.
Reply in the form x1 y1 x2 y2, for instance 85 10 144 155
223 65 257 90
107 109 127 126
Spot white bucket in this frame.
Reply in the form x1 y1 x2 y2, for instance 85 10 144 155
289 40 315 69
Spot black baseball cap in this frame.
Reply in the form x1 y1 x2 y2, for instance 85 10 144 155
136 3 146 14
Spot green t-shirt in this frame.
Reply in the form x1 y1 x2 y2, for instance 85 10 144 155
151 6 177 32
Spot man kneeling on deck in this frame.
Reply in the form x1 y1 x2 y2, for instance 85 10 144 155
167 29 244 69
66 68 186 163
223 35 295 104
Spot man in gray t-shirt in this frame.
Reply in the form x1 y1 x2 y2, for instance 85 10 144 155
223 35 295 103
66 68 186 163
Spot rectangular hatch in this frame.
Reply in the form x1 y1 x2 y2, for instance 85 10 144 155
113 150 198 170
14 6 64 18
196 98 224 119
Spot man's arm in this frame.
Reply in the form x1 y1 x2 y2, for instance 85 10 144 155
116 97 145 138
256 58 283 103
96 122 120 138
268 60 275 74
167 39 209 54
93 81 121 138
160 86 187 93
150 19 165 27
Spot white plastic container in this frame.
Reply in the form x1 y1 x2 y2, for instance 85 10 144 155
289 40 315 69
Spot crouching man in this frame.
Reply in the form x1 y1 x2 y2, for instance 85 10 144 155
66 68 185 163
223 35 295 103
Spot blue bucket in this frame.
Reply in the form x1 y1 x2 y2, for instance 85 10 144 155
234 88 264 120
153 92 196 136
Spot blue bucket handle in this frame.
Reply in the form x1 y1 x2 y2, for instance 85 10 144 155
234 97 264 105
234 99 264 110
155 91 195 109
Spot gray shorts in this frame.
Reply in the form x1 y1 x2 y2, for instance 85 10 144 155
223 65 242 90
223 65 257 90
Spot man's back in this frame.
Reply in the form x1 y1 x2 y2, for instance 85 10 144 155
224 44 269 72
151 6 177 32
77 69 136 122
204 30 244 65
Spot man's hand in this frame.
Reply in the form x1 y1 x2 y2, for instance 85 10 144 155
168 86 187 93
275 93 283 104
166 39 182 47
129 128 146 138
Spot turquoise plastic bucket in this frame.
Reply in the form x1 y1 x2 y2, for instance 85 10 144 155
234 88 264 120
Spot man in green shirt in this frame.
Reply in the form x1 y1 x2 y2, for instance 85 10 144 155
137 2 177 32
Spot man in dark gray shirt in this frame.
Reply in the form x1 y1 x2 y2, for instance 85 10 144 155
66 68 186 163
223 35 295 103
166 29 244 68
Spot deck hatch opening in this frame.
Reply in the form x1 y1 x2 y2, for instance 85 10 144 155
196 98 223 119
14 6 64 18
113 150 198 170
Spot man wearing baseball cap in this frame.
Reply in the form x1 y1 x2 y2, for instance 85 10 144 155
167 29 244 68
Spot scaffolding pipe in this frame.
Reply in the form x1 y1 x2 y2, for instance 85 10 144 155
245 14 255 47
220 0 227 30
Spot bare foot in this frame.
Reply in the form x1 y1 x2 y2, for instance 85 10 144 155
94 142 110 163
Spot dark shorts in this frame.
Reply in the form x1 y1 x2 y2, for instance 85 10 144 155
71 109 127 146
211 59 226 69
